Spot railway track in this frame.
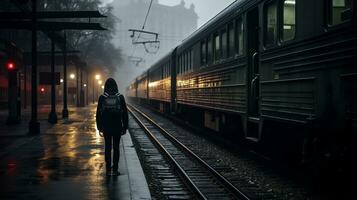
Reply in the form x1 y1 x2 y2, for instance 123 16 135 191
128 104 250 200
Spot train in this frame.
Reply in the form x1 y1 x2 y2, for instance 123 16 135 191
127 0 356 168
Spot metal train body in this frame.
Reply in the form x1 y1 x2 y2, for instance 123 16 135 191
127 0 356 162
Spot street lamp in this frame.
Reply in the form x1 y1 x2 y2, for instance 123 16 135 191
70 73 75 79
93 74 101 103
95 74 100 80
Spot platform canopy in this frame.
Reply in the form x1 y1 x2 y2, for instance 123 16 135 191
0 11 106 19
0 21 106 31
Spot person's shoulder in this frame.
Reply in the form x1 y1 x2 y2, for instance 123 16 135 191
98 94 106 102
117 93 125 99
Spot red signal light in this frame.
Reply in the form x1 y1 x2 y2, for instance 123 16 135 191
7 62 15 70
40 87 45 93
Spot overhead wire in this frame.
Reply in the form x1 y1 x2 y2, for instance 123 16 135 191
130 0 156 64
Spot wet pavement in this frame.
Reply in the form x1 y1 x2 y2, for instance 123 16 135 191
0 105 150 200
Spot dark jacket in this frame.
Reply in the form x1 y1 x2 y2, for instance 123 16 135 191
96 78 128 134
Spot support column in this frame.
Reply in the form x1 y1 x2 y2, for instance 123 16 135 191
86 72 89 106
92 77 95 104
80 67 84 107
29 0 40 134
48 37 57 124
62 32 69 119
76 64 80 107
24 64 27 109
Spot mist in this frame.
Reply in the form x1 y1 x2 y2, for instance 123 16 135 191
107 0 236 93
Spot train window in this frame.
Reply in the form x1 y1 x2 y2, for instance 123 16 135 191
181 55 184 74
177 56 180 74
201 41 207 65
178 55 182 74
165 64 168 78
282 0 296 41
207 37 213 64
329 0 352 25
188 51 191 72
236 18 244 55
182 53 185 73
214 33 221 62
222 30 228 59
190 50 194 71
185 52 188 73
265 1 278 46
228 23 235 57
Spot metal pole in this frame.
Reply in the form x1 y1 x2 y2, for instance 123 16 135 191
86 72 88 106
76 64 79 107
29 0 40 134
92 77 94 104
24 64 27 109
62 31 69 118
80 67 84 107
48 37 57 123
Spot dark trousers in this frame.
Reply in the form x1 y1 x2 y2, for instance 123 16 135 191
104 132 121 171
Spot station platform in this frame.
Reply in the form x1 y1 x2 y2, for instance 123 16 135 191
0 105 151 200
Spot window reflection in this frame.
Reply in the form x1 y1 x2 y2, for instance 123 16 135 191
237 18 244 55
228 23 235 57
266 2 277 45
330 0 352 25
222 30 228 59
201 41 206 65
214 33 220 61
283 0 296 41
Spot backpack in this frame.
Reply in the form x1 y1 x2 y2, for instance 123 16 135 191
101 93 123 132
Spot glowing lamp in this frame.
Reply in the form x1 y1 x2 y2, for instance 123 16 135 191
7 62 15 70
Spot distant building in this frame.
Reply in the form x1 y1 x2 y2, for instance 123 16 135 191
110 0 198 90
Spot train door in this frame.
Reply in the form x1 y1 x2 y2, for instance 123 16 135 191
246 7 261 141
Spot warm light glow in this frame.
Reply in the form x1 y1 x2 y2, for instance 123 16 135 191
83 84 87 87
95 74 101 80
40 87 45 92
284 0 295 5
148 81 159 88
60 79 64 83
101 85 104 89
7 62 15 70
98 80 103 85
70 73 75 79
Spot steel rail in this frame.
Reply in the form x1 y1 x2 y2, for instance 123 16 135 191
128 104 251 200
128 106 207 200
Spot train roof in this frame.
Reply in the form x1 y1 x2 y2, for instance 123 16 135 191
177 0 256 51
149 49 175 72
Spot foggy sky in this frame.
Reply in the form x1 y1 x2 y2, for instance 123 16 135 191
102 0 236 27
158 0 236 26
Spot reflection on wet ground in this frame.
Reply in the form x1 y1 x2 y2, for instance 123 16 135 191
0 106 120 200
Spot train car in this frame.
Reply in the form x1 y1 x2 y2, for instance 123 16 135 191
148 50 176 113
126 79 137 101
129 0 357 166
136 71 149 104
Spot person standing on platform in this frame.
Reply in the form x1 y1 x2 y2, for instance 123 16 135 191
96 78 128 176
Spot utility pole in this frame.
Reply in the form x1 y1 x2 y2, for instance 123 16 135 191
29 0 40 134
62 32 69 119
48 36 57 123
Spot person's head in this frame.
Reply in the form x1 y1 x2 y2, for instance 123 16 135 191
104 78 119 95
